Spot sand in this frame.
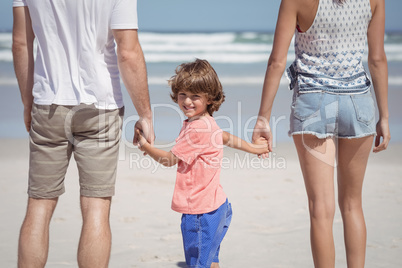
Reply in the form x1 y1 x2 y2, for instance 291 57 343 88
0 138 401 267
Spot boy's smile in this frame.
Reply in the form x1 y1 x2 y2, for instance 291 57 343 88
177 90 210 120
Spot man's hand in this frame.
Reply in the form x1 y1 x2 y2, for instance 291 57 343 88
133 118 154 147
135 129 149 153
23 105 32 132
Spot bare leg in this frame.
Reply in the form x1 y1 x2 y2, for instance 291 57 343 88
211 262 220 268
337 136 373 268
77 196 112 268
294 135 336 268
18 197 58 268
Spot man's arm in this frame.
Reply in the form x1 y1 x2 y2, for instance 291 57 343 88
112 29 154 146
12 6 35 132
222 131 269 155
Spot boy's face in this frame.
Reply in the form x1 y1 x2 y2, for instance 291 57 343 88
177 90 210 120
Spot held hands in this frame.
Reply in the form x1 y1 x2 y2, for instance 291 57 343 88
133 118 154 155
252 117 273 158
135 129 149 153
133 118 154 146
252 137 270 157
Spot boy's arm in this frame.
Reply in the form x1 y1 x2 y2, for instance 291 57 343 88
136 130 179 167
222 131 269 155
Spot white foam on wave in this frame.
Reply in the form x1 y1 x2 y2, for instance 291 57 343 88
0 50 13 62
1 75 401 87
0 34 12 44
143 43 271 53
144 52 275 63
0 78 17 85
389 76 402 86
139 32 236 44
1 32 402 63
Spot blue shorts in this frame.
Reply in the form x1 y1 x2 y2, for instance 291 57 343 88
180 199 232 268
289 89 376 139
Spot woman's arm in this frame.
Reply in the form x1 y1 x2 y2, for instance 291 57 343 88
136 130 179 167
367 0 390 152
222 131 269 155
252 0 298 152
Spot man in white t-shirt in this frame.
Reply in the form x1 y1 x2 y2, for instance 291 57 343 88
12 0 154 267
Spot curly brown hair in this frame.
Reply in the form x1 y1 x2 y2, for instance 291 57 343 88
169 59 225 116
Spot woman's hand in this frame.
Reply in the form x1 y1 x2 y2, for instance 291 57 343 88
373 118 390 153
252 137 270 157
252 117 273 158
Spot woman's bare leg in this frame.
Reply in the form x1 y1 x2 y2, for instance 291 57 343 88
337 136 373 268
294 134 337 268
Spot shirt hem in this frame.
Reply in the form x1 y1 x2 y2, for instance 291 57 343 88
297 88 370 95
33 99 124 110
171 198 227 215
110 24 139 30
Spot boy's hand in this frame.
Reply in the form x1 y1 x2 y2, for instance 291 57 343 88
252 137 270 157
133 118 155 147
135 129 149 153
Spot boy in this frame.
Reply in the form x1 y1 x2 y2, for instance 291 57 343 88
137 59 269 268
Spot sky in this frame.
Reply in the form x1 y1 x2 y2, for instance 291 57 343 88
0 0 401 33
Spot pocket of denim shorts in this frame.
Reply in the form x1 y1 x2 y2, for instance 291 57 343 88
292 92 323 121
351 92 375 125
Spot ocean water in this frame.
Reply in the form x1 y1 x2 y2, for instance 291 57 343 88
1 32 401 144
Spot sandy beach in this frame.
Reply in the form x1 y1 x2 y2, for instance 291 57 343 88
1 138 401 268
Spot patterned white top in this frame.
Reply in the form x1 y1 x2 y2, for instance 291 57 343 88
286 0 372 94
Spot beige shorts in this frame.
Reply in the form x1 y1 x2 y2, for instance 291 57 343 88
28 104 124 198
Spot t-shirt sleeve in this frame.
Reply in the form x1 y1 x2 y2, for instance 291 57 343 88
110 0 138 29
13 0 27 7
171 129 211 165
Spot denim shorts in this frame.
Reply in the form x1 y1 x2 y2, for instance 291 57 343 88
289 88 376 139
180 199 232 268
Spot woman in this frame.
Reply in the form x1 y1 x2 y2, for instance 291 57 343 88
252 0 390 267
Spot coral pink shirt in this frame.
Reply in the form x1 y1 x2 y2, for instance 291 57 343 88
170 116 226 214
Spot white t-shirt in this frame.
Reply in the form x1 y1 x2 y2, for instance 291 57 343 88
13 0 138 109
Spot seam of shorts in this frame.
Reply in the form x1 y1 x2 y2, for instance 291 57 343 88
198 214 203 267
289 131 376 139
28 187 65 199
